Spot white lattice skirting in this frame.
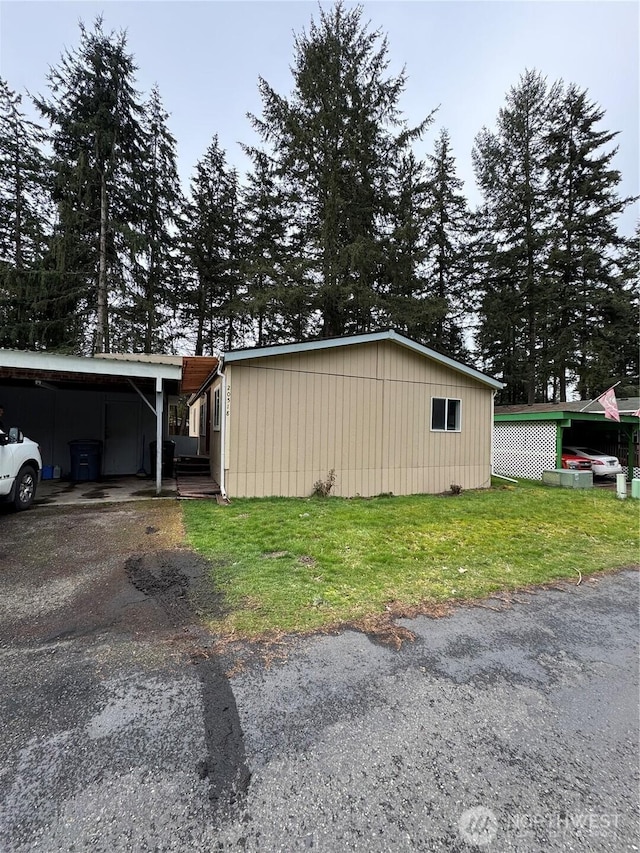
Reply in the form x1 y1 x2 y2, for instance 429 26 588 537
493 422 557 480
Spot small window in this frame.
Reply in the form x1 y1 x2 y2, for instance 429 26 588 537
431 397 461 432
213 387 221 431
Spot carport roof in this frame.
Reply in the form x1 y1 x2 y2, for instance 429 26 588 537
0 349 182 392
495 399 640 423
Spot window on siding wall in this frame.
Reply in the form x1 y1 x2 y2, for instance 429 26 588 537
431 397 461 432
213 387 221 431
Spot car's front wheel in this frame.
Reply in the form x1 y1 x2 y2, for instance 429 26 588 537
13 465 37 511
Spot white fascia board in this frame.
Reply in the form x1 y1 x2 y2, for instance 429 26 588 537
223 330 504 390
0 349 182 381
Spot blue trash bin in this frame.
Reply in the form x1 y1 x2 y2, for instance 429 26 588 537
69 439 102 482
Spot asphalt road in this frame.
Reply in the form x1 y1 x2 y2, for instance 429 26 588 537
0 503 638 852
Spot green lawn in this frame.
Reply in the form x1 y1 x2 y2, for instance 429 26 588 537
182 481 639 639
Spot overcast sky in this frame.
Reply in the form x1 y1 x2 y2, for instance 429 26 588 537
1 1 638 235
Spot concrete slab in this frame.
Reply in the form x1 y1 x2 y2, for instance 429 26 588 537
34 476 177 507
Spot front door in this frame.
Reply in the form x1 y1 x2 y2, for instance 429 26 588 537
103 401 139 475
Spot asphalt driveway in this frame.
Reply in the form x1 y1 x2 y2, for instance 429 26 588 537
0 502 638 851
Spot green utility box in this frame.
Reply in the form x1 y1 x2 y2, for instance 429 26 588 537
631 479 640 500
542 469 593 489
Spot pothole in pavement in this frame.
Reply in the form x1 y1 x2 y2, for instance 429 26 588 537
124 550 227 628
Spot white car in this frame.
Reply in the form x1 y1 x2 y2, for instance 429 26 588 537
0 428 42 510
562 446 622 477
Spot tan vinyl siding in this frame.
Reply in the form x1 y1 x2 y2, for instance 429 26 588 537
225 341 493 497
209 377 222 483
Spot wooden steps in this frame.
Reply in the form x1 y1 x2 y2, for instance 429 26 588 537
176 474 221 500
175 455 211 477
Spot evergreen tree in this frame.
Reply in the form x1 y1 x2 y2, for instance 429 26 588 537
182 136 244 355
250 1 428 338
576 226 639 398
240 149 312 345
34 17 145 353
378 150 432 338
472 204 529 403
423 128 472 358
473 70 552 402
0 79 51 348
544 82 637 398
118 85 184 353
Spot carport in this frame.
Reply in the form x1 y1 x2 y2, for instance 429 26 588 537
494 399 640 481
0 350 183 495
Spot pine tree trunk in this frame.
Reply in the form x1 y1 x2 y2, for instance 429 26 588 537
257 287 264 347
13 138 23 271
96 174 109 353
524 154 536 405
195 281 205 355
145 243 156 354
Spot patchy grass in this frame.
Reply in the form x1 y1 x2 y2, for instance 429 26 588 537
182 481 639 639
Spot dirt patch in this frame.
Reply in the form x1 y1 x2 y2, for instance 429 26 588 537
350 614 418 650
125 550 227 627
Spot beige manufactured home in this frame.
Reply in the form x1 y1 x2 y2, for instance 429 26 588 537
189 331 503 498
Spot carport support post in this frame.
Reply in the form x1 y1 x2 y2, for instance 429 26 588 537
556 423 564 468
155 377 163 496
627 427 636 483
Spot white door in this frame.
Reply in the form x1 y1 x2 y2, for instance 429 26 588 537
103 401 139 475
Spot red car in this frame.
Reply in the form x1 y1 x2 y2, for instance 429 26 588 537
561 453 592 471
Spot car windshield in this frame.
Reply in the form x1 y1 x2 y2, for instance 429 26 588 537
577 448 611 457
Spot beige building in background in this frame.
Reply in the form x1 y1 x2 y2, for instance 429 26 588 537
189 331 503 498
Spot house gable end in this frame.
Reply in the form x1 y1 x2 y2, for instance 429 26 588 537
223 330 503 391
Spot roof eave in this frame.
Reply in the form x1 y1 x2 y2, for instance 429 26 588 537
0 349 182 381
224 330 504 390
494 410 638 423
188 365 222 403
